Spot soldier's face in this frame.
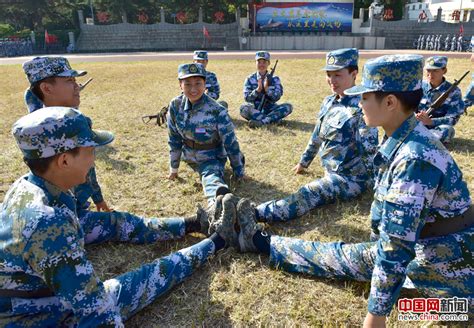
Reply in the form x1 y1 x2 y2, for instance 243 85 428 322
359 92 387 127
67 147 96 186
256 59 269 73
180 76 206 103
426 68 445 87
193 59 208 68
42 77 81 108
326 68 357 96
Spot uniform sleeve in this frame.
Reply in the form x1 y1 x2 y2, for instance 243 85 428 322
217 109 245 177
299 123 322 168
244 76 260 103
266 76 283 102
206 73 220 100
88 167 104 204
24 213 122 326
431 87 465 127
167 100 183 171
368 159 442 316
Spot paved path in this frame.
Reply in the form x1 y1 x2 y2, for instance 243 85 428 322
0 50 471 65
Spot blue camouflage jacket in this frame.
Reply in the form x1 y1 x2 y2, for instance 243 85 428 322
0 173 122 326
205 70 220 100
368 115 471 315
299 94 378 178
167 94 245 177
243 72 283 111
417 80 465 127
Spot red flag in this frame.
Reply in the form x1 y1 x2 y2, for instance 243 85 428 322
203 26 211 40
45 29 51 44
460 24 464 35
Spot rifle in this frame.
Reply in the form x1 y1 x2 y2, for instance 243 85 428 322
142 106 169 126
79 78 93 91
257 59 279 112
425 70 469 117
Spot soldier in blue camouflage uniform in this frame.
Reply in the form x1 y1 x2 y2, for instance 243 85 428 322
0 107 240 326
240 51 293 128
21 56 111 214
167 63 245 203
416 56 465 144
228 55 473 327
193 50 228 109
256 49 378 223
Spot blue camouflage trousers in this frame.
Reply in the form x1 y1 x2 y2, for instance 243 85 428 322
1 210 215 326
269 228 474 315
256 173 369 222
428 125 455 143
189 158 228 204
240 102 293 124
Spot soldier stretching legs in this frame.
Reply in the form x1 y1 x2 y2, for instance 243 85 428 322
0 107 240 326
231 55 473 327
257 49 378 223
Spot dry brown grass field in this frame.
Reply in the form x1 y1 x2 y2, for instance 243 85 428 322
0 57 473 327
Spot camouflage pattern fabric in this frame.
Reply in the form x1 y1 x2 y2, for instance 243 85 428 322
240 72 292 124
268 115 472 316
256 94 377 222
417 80 465 143
167 94 245 201
0 173 215 326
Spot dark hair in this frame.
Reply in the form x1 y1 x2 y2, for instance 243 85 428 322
347 65 359 73
31 77 57 101
24 147 80 175
373 89 423 111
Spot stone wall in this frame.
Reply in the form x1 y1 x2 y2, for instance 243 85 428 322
76 22 240 52
247 35 385 50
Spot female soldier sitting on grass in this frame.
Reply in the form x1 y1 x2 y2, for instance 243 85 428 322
218 55 473 327
166 63 246 204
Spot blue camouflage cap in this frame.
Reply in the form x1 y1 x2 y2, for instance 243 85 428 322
22 57 87 84
12 107 114 159
424 56 448 70
323 48 358 71
193 50 208 60
177 63 207 80
345 54 424 95
255 51 270 61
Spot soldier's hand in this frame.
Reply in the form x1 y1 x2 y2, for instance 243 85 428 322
95 200 112 212
168 172 178 180
415 111 433 126
264 78 270 92
293 163 306 174
257 78 264 93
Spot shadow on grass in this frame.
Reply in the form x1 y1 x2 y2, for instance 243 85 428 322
87 234 234 327
96 145 136 172
452 137 474 153
231 116 314 134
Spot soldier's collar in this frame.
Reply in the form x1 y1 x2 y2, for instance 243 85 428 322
429 77 447 91
27 172 77 212
184 95 205 111
377 115 418 161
